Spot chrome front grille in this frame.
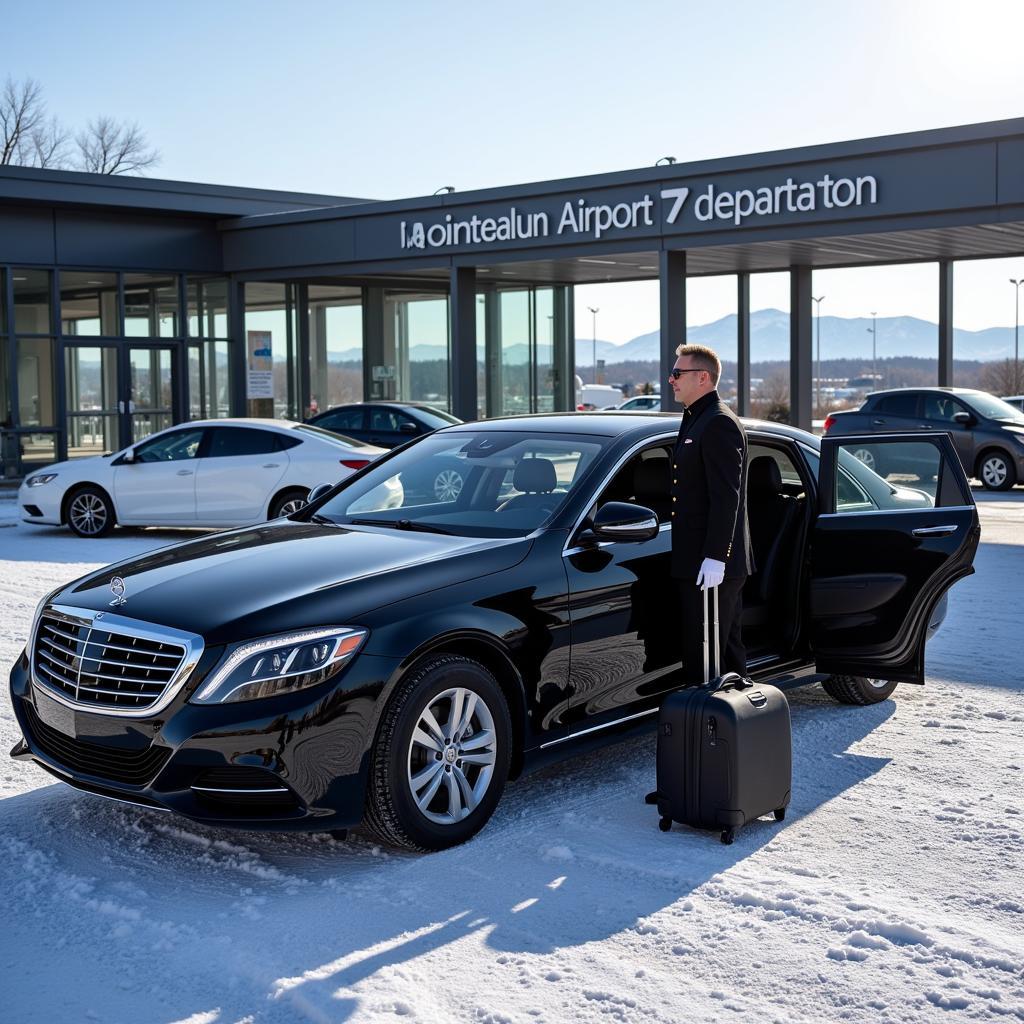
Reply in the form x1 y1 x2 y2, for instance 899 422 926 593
32 605 204 716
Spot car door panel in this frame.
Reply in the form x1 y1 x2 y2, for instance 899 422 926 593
112 427 204 523
810 432 979 683
195 428 290 523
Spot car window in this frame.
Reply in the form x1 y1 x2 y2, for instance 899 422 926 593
370 408 415 432
317 408 365 431
874 393 919 417
961 392 1024 423
747 443 804 487
206 426 282 458
315 430 608 538
922 394 966 422
592 444 672 523
134 428 204 463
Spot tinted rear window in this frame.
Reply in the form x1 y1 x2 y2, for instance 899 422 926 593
874 393 919 417
206 427 282 457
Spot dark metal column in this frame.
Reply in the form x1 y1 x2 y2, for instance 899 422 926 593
736 272 751 416
296 283 311 417
938 260 954 386
450 266 478 421
228 279 247 417
362 286 385 402
659 250 686 388
789 266 813 430
552 284 574 411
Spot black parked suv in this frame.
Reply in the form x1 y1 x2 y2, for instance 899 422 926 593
824 387 1024 490
10 414 979 851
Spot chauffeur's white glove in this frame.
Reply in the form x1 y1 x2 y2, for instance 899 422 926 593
696 557 726 590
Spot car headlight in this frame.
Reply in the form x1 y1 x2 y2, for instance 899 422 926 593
26 473 58 487
191 627 367 705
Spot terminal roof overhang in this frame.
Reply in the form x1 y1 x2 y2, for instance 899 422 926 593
219 117 1024 286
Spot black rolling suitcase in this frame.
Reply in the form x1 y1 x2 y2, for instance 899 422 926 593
647 585 791 844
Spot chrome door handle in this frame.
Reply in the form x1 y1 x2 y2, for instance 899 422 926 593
912 524 958 537
176 469 193 476
262 463 281 468
871 418 884 426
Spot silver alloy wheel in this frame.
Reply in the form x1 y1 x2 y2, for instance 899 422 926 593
433 468 464 502
851 447 876 471
279 496 307 516
407 686 497 825
69 492 108 536
982 455 1008 488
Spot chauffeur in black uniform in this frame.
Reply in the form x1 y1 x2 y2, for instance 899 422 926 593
668 344 754 684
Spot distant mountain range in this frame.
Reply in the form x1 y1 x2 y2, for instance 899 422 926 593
323 309 1020 365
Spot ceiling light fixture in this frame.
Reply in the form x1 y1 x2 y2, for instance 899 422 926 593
578 258 617 265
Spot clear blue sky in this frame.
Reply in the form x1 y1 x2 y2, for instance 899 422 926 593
4 0 1023 340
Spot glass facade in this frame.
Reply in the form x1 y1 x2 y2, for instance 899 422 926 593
0 264 574 477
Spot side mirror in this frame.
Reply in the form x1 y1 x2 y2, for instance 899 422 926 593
120 448 136 464
952 411 973 426
399 422 418 434
591 501 659 543
307 481 334 504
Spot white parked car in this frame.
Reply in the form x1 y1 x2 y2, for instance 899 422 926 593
19 419 387 537
613 395 662 411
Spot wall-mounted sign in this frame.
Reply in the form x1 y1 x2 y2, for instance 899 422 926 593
371 364 396 382
400 173 880 251
246 330 274 399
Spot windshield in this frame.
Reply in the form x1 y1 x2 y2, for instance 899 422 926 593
415 407 462 427
962 392 1024 423
312 430 607 537
293 423 372 447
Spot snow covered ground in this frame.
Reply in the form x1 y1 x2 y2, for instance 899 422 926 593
1 492 1022 1024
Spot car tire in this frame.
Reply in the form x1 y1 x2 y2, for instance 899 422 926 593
822 674 898 705
364 654 511 852
269 488 309 519
65 485 116 538
433 467 464 503
977 450 1016 491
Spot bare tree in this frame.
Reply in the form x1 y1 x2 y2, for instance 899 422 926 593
75 116 159 175
1 76 46 165
980 358 1024 397
22 116 71 169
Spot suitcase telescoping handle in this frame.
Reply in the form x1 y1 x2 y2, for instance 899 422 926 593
702 583 720 685
702 584 751 693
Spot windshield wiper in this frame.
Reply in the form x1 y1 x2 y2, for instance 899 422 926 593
350 517 452 535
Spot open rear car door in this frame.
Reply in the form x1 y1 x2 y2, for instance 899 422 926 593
810 432 980 683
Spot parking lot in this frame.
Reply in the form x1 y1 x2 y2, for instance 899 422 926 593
0 488 1022 1024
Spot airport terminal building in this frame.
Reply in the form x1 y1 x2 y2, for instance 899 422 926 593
0 117 1022 478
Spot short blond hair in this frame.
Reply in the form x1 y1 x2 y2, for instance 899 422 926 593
674 343 722 385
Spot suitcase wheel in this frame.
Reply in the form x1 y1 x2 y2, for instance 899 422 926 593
644 791 660 806
721 827 735 845
774 807 786 822
658 816 672 832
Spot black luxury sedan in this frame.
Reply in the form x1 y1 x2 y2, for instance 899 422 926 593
9 414 979 850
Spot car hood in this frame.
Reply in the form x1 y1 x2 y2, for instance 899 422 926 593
54 520 533 644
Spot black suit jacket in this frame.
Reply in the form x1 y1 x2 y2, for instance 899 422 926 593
669 390 754 581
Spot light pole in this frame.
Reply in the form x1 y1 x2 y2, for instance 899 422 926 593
1011 279 1023 384
812 295 825 414
866 311 878 384
587 306 599 384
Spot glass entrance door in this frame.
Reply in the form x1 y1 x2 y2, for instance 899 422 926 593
125 345 176 444
64 345 121 458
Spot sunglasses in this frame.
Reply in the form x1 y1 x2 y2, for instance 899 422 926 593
669 368 705 380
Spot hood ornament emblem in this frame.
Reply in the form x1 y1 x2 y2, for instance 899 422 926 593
109 576 127 607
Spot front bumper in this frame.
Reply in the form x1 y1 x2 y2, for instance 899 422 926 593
9 646 402 832
17 481 62 525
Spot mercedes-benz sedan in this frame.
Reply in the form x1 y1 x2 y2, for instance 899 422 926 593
10 414 979 850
